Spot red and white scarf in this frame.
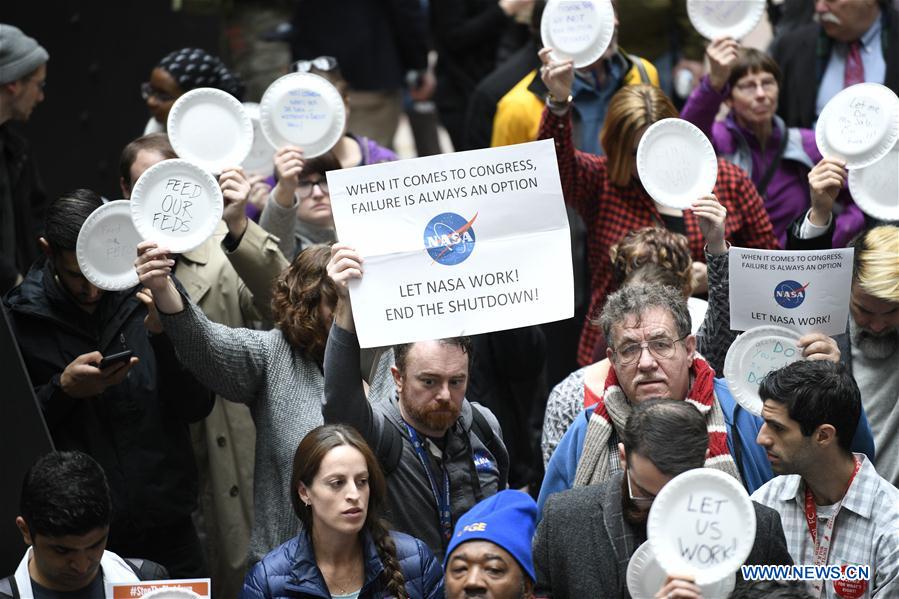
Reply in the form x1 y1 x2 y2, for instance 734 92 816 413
573 356 741 487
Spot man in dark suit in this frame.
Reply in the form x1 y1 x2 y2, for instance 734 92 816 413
534 399 793 598
771 0 899 128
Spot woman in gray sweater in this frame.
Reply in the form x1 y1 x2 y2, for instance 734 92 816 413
135 242 354 564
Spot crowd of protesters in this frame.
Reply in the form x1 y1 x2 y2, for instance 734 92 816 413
3 1 899 597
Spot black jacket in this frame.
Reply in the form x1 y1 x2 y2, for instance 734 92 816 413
3 260 213 533
771 5 899 128
290 0 428 91
535 474 794 598
0 124 48 294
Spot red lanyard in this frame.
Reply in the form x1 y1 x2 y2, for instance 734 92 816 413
803 456 862 597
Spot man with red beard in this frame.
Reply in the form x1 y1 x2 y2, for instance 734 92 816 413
323 243 509 560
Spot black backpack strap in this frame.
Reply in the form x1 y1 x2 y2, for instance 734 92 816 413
470 406 509 490
380 417 407 476
0 575 19 598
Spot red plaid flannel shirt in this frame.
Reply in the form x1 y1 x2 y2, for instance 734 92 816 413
539 107 780 366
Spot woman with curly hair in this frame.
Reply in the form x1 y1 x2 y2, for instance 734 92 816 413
241 425 444 598
134 242 386 564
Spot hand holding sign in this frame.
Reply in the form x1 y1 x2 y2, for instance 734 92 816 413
691 194 727 255
807 157 847 227
653 574 703 599
538 47 574 105
328 243 364 331
219 166 252 238
273 145 305 208
134 241 184 316
706 37 740 93
797 332 841 363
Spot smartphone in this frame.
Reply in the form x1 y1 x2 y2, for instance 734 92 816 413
98 350 134 370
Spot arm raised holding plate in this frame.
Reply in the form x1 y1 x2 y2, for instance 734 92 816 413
536 46 606 221
218 165 289 322
259 145 305 259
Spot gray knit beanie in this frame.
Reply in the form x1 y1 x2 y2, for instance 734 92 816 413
0 24 49 84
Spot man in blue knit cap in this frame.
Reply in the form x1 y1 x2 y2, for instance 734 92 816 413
444 489 537 599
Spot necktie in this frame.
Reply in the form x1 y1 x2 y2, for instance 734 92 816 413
844 40 865 88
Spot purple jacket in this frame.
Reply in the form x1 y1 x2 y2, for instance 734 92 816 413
681 76 864 247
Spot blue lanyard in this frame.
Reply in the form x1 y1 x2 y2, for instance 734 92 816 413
404 422 453 544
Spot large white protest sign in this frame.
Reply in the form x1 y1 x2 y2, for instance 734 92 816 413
728 248 854 336
328 139 573 348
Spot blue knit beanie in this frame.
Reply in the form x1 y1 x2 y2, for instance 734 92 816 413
444 490 538 582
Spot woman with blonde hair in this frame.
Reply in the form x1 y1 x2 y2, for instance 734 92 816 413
134 243 390 564
538 48 780 367
241 424 443 598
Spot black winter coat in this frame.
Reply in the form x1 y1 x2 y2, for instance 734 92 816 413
3 259 213 533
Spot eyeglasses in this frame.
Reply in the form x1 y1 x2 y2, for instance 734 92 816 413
612 335 687 365
626 468 656 510
298 179 329 198
294 56 339 74
734 78 778 94
140 82 177 103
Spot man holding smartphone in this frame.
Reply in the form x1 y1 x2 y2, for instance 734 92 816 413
3 189 213 579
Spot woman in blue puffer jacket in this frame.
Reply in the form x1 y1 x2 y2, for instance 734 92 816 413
241 424 444 598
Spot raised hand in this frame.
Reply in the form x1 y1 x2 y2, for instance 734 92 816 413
134 241 184 314
273 145 305 208
538 47 575 107
691 194 728 255
807 158 846 227
706 37 740 92
798 332 841 363
220 166 251 238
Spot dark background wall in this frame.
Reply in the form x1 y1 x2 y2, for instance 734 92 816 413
1 1 222 201
1 1 222 573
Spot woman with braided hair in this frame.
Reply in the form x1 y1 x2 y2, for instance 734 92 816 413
241 424 444 598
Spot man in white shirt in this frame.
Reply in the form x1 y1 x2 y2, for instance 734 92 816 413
752 360 899 598
1 452 167 599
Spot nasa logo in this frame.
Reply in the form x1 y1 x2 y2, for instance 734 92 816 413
773 280 809 309
423 212 478 266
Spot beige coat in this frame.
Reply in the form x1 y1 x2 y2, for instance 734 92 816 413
176 219 287 599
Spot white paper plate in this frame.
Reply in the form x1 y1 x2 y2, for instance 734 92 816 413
139 589 200 599
816 82 899 170
130 159 223 254
687 0 766 41
75 201 142 291
647 469 756 587
167 88 253 174
637 118 718 210
241 102 277 178
259 72 345 157
541 0 616 69
627 540 736 599
848 141 899 221
724 325 803 417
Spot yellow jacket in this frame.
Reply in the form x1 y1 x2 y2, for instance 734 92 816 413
491 52 659 148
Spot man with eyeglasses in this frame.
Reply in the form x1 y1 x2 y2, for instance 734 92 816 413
538 281 875 509
534 399 793 598
0 24 49 295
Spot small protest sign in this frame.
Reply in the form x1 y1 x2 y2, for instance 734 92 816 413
647 469 755 586
728 248 854 336
109 578 210 599
328 139 573 348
